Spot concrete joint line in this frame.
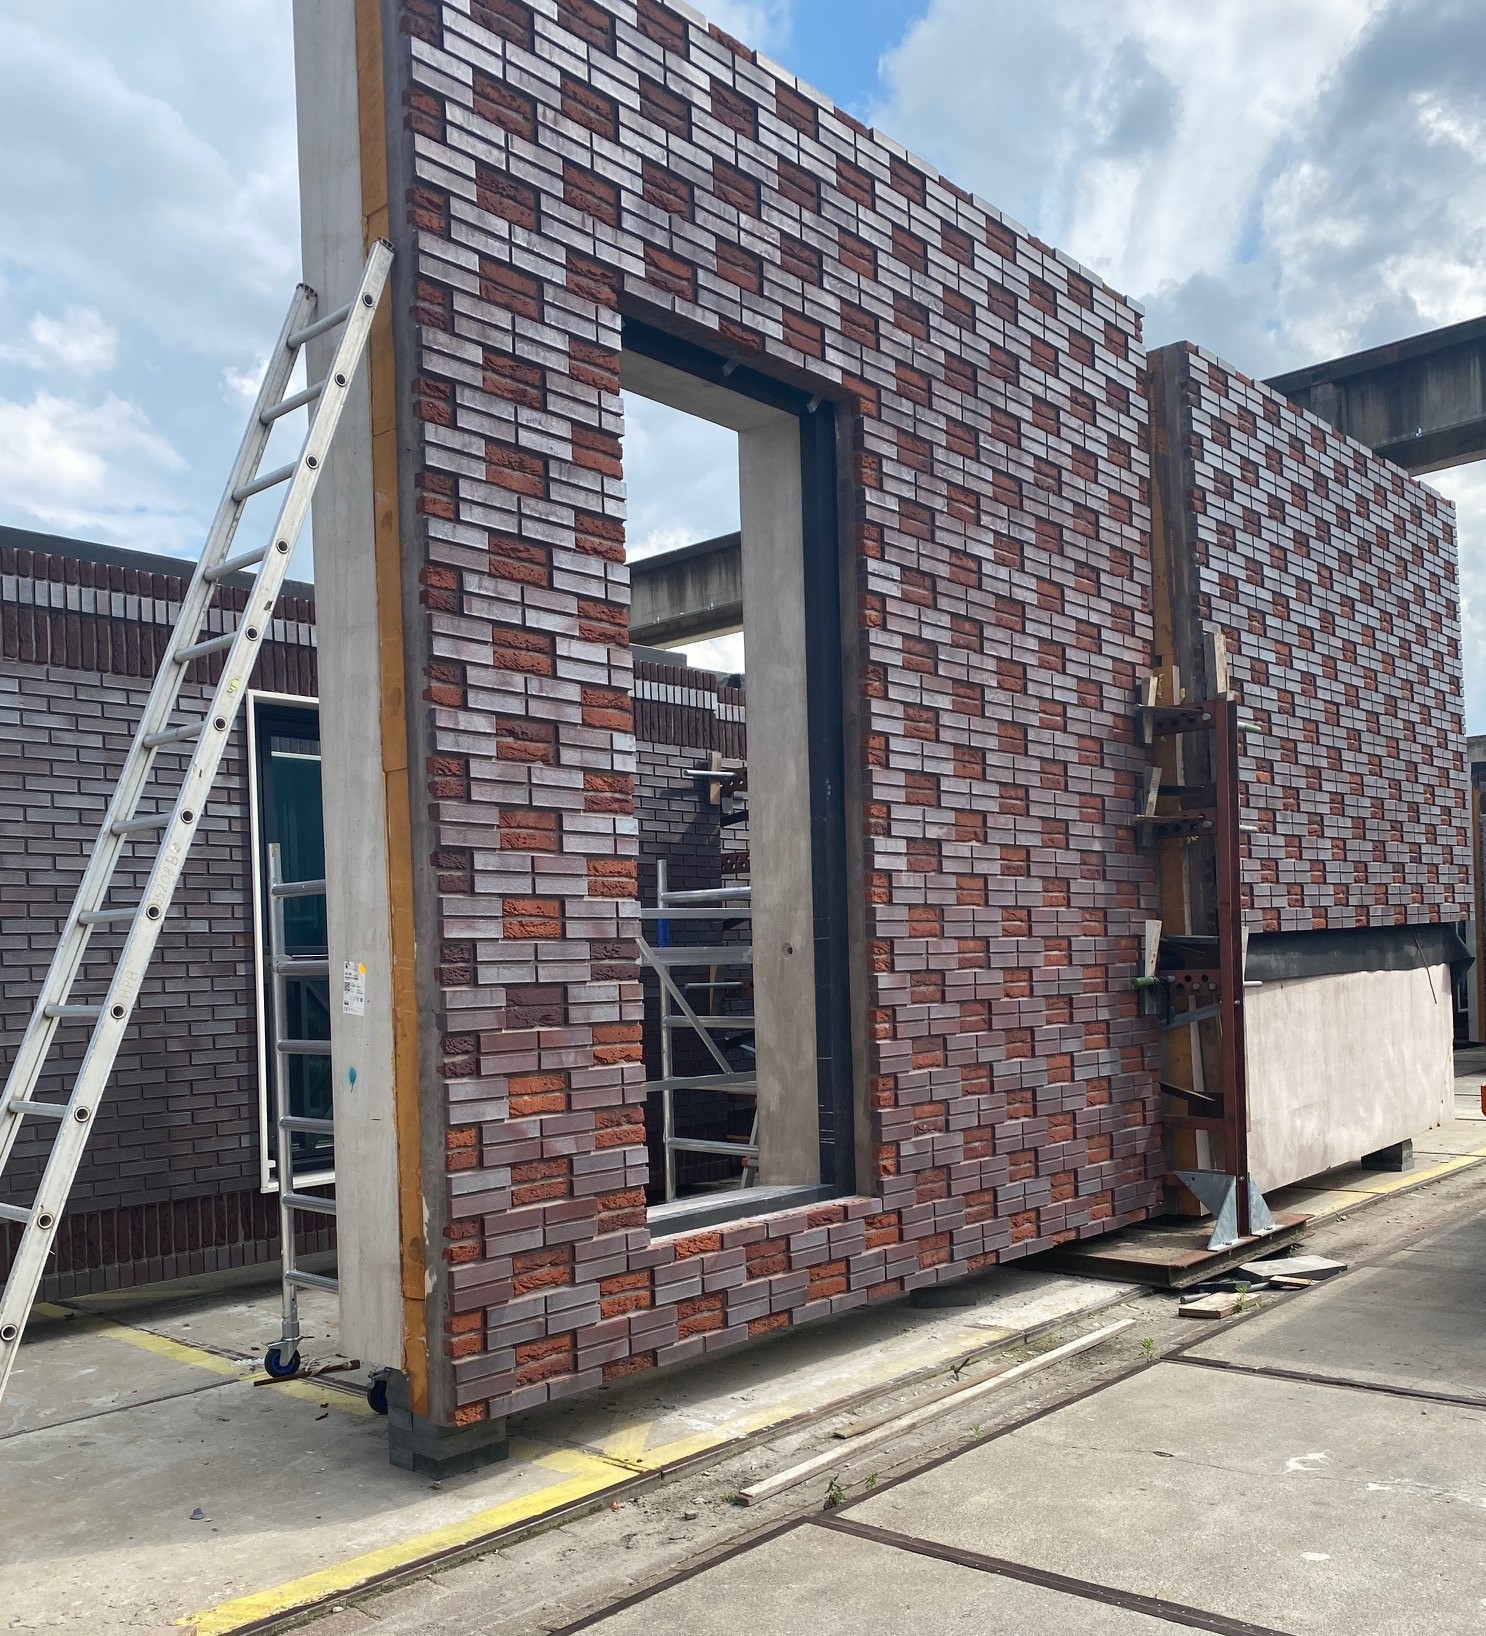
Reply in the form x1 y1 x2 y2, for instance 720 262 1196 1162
814 1515 1302 1636
1168 1351 1486 1414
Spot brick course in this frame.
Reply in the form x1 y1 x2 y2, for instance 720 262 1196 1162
387 0 1162 1423
0 538 326 1296
1148 344 1470 932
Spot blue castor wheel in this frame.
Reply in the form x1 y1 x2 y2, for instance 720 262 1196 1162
366 1374 389 1416
264 1345 301 1379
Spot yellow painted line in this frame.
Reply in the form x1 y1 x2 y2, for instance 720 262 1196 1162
33 1302 371 1415
174 1303 1123 1632
33 1304 243 1378
178 1447 628 1635
1299 1149 1486 1217
599 1419 654 1464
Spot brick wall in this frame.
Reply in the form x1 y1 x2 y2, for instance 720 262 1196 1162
0 536 325 1295
1148 344 1470 932
388 0 1161 1424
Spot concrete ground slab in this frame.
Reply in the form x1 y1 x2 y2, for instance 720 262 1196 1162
849 1361 1486 1636
1188 1208 1486 1401
556 1520 1189 1636
0 1262 1130 1634
1 1305 248 1437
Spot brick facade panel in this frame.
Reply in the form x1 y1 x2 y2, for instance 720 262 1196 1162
393 0 1162 1424
1155 344 1470 931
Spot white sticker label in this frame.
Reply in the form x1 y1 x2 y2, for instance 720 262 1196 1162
343 960 366 1017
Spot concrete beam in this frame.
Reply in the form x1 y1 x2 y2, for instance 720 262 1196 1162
629 531 743 646
1266 314 1486 475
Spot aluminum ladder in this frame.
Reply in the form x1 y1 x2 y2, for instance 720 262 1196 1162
262 846 333 1371
0 240 393 1406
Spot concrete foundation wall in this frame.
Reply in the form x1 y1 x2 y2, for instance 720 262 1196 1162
1246 964 1453 1192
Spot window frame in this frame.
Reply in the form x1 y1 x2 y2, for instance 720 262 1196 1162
246 689 334 1193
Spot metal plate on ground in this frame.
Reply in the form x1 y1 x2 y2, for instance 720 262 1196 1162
1039 1212 1308 1288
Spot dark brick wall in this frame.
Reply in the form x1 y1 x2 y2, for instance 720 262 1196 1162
389 0 1161 1426
1148 344 1470 932
0 537 325 1296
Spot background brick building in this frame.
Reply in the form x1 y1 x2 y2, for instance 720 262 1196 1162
0 529 326 1297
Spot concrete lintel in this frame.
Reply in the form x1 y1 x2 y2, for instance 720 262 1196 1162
1267 314 1486 474
630 532 743 646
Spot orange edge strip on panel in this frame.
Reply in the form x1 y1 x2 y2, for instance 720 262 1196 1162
355 0 430 1417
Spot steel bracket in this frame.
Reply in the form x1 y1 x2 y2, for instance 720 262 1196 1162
1174 1170 1276 1250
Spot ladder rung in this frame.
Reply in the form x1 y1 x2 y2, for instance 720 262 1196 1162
0 1201 32 1226
261 378 327 424
203 545 268 583
647 1073 758 1095
279 1114 335 1135
79 906 137 925
643 946 754 966
175 630 237 665
662 1017 756 1031
5 1098 67 1121
274 957 330 978
639 906 753 921
284 1268 339 1294
281 1191 337 1217
143 719 206 749
288 302 352 349
111 812 170 836
231 461 298 504
271 878 328 900
42 1004 101 1022
277 1039 332 1056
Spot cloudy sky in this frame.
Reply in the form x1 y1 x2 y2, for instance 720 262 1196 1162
1 1 1482 707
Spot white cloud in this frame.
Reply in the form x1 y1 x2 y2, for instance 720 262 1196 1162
703 0 792 57
873 0 1486 723
677 632 746 675
0 2 298 562
622 392 741 562
0 308 119 375
874 0 1384 348
0 390 191 551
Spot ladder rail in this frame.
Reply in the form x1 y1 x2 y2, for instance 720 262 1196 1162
267 843 335 1368
0 240 392 1399
0 284 317 1172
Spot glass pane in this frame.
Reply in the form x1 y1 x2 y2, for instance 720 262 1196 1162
256 707 332 1174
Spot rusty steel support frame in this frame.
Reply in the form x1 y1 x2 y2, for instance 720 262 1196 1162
1211 696 1251 1236
1141 693 1273 1249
